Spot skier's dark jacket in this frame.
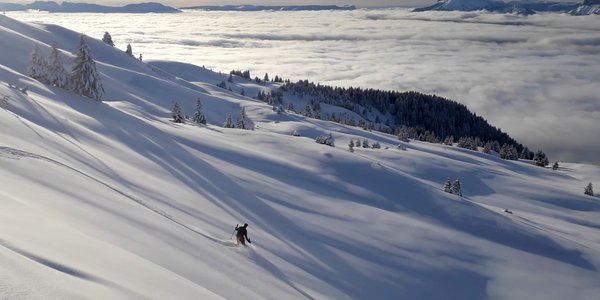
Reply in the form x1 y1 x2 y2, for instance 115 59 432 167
235 224 250 242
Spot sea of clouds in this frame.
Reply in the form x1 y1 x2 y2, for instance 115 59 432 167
7 9 600 164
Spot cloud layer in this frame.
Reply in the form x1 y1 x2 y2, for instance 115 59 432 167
8 9 600 164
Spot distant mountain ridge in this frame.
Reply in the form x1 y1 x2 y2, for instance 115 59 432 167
413 0 598 15
0 1 180 13
180 5 356 11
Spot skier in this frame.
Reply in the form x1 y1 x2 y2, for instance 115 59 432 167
235 223 251 246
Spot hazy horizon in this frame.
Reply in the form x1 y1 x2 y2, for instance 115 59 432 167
6 0 436 9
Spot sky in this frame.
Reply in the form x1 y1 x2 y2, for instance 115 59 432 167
8 0 438 8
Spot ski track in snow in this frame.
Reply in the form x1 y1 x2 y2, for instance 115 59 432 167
0 146 229 246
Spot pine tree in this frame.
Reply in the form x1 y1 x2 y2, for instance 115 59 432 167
69 35 105 101
371 141 381 149
457 137 469 149
533 150 549 167
509 145 519 160
397 126 410 142
228 73 234 83
500 144 518 160
348 140 354 152
191 98 207 124
303 102 313 118
102 32 114 46
443 179 453 193
273 105 284 114
315 133 335 147
216 81 227 89
125 43 133 57
492 141 501 153
236 107 247 129
223 114 234 128
452 179 462 196
362 139 369 148
46 42 68 88
171 102 185 123
483 142 492 154
552 161 559 170
264 73 269 82
444 136 453 146
520 147 530 159
28 44 49 84
584 182 594 196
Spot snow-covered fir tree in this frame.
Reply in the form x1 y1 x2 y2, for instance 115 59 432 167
217 81 227 89
228 73 234 83
191 98 207 125
500 144 518 160
28 45 49 84
287 102 295 112
171 102 185 123
362 139 370 148
552 161 559 170
443 179 453 193
492 141 501 153
236 107 247 129
520 147 532 159
452 179 462 196
263 73 269 82
102 32 114 46
223 114 234 128
315 133 335 147
371 141 381 149
348 140 354 152
458 137 478 150
46 42 68 88
125 43 133 57
397 126 410 143
584 182 594 196
69 35 105 101
310 100 321 119
1 94 10 109
533 150 549 167
443 136 454 146
303 102 313 118
273 105 284 114
483 142 493 154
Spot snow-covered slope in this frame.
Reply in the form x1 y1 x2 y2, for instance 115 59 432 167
413 0 588 15
1 15 600 299
570 4 600 14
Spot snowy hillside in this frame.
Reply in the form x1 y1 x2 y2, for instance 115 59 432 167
412 0 591 15
1 15 600 299
571 4 600 14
